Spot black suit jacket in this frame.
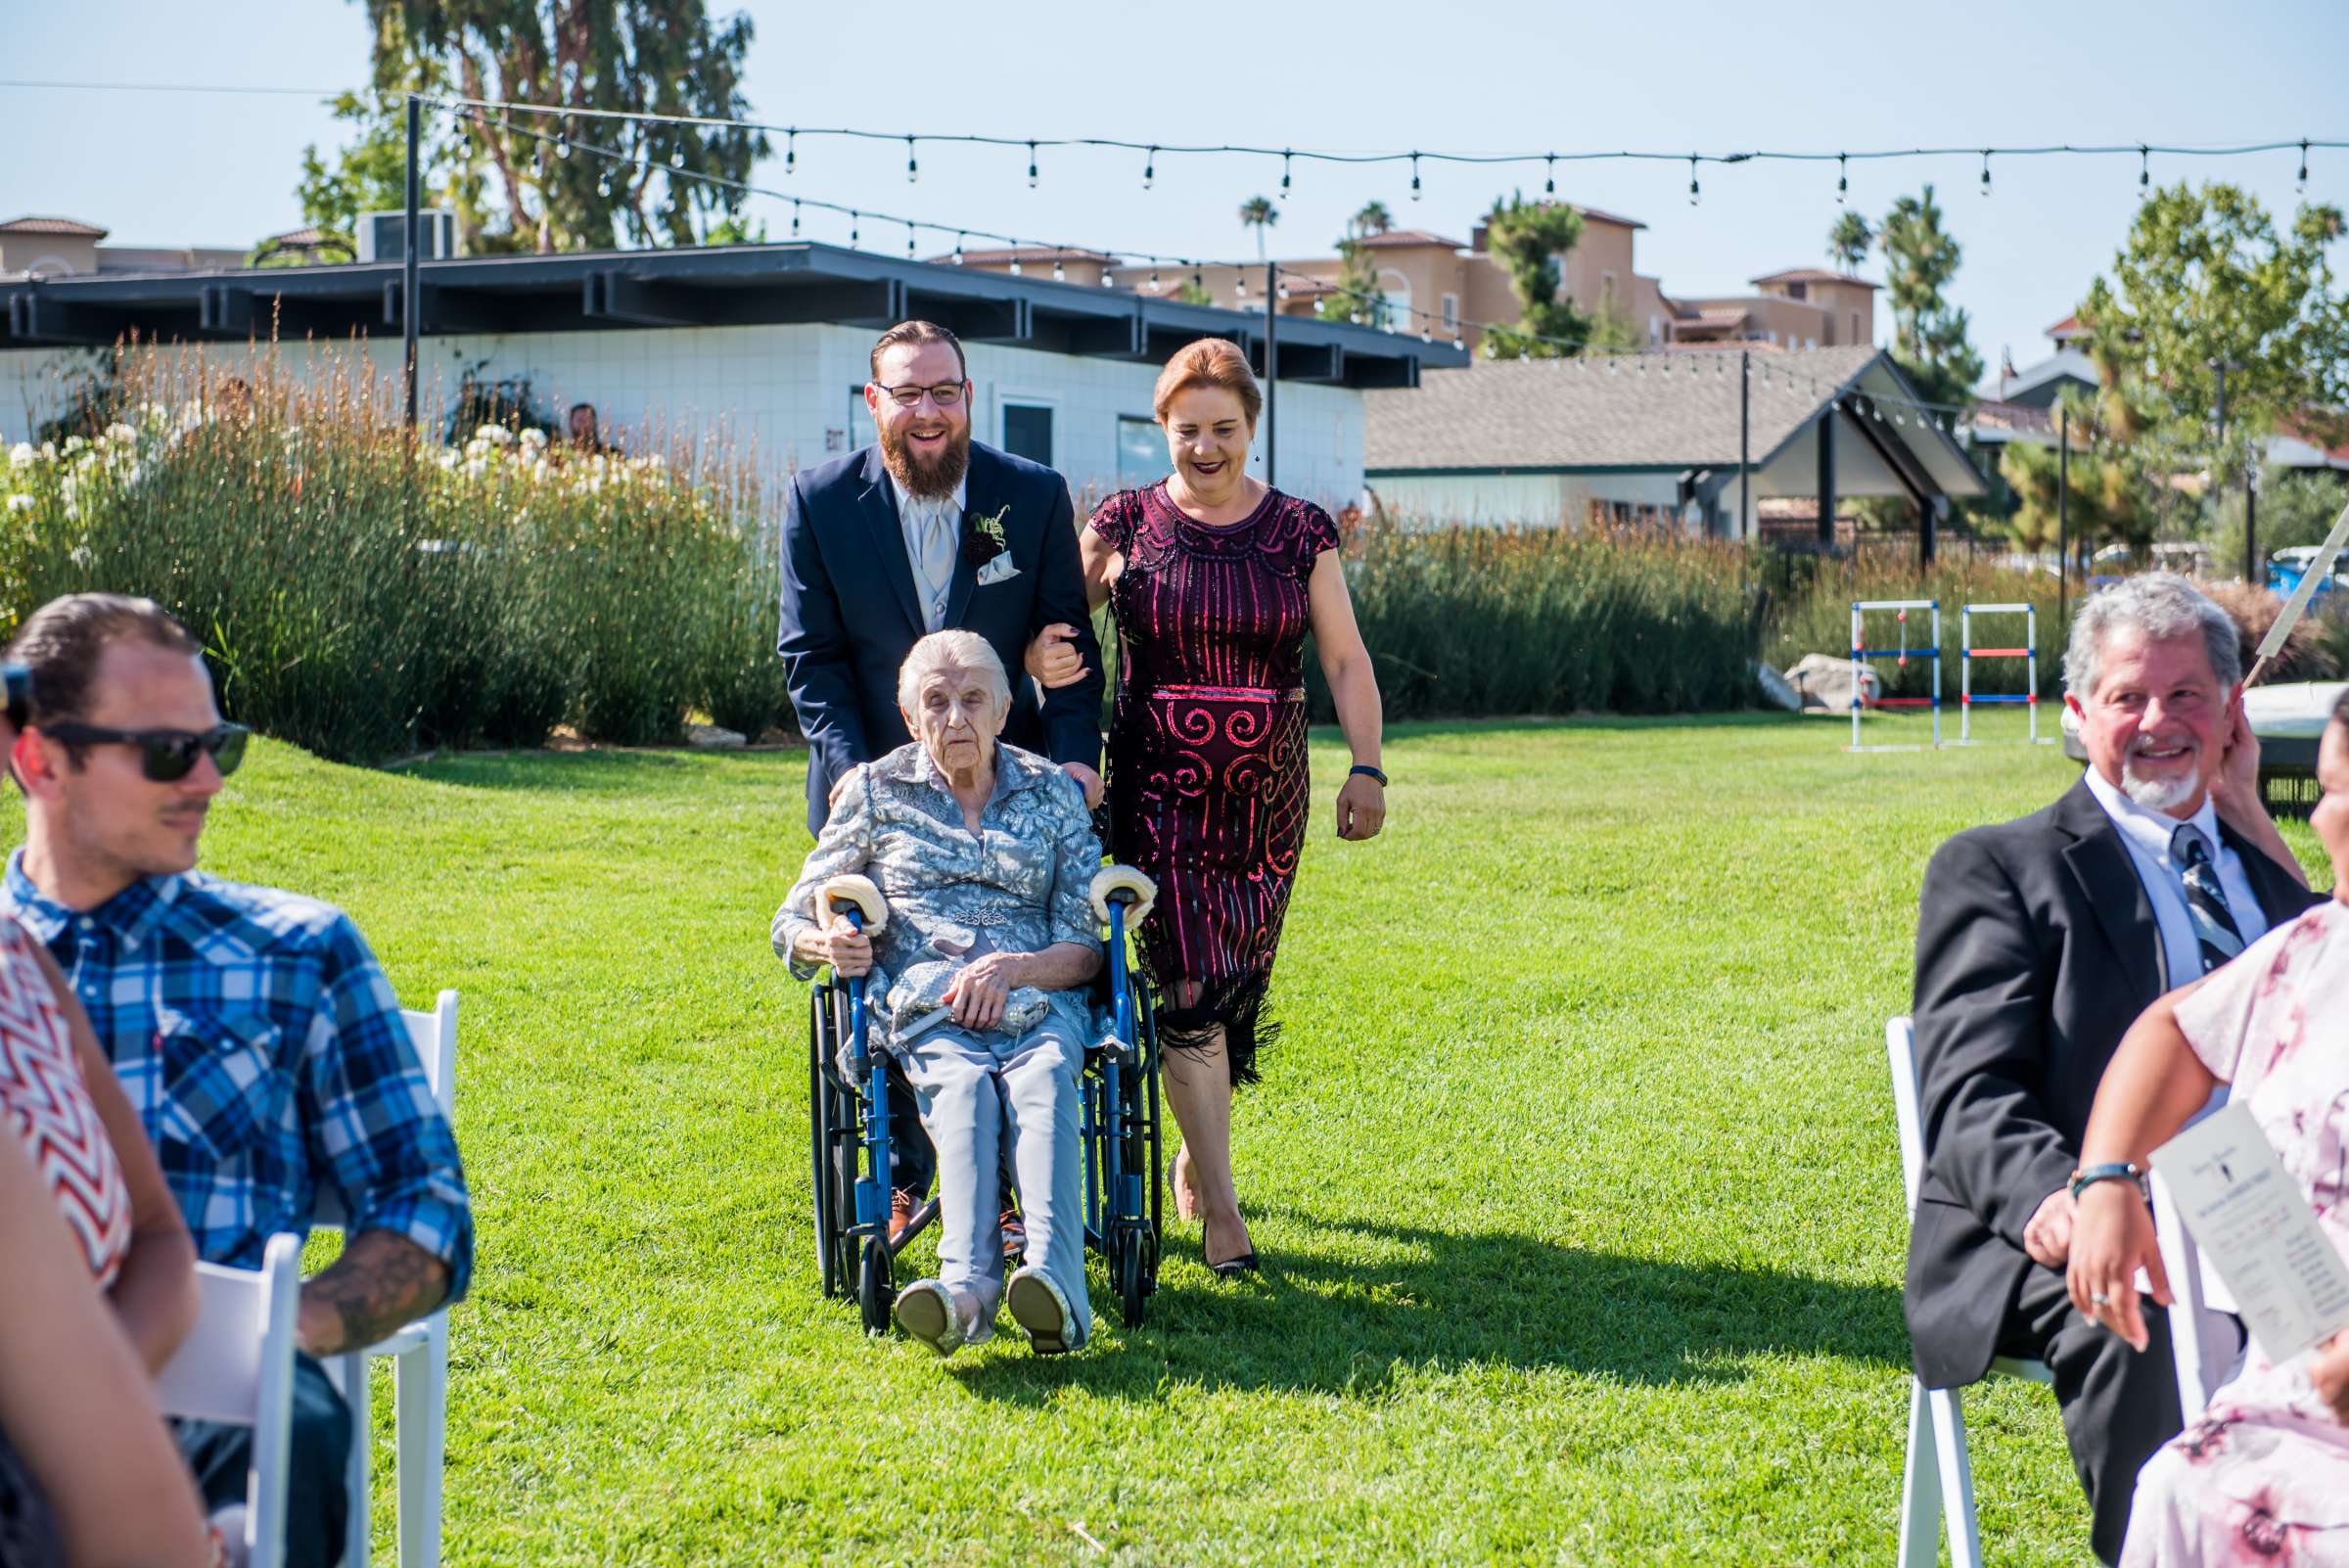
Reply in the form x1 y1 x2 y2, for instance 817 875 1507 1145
1904 778 2322 1389
775 440 1104 833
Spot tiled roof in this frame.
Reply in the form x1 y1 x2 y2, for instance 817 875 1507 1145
1356 229 1467 250
1363 345 1881 471
0 215 108 238
1570 205 1646 230
1750 267 1878 289
2046 312 2085 341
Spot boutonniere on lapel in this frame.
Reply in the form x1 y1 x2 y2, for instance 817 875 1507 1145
964 505 1021 584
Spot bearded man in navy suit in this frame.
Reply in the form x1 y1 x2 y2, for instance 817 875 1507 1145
778 318 1105 1231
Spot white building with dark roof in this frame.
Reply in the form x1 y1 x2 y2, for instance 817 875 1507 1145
1362 345 1986 555
0 240 1460 507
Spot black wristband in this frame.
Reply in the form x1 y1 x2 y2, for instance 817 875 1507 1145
2067 1162 2148 1205
1349 763 1387 787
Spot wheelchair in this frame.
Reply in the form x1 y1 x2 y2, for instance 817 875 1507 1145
806 866 1164 1336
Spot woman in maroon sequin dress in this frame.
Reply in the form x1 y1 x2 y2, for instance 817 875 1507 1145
1027 340 1387 1273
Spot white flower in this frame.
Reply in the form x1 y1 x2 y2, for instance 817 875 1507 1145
519 427 548 451
68 545 92 568
63 436 87 454
6 494 31 514
464 438 490 462
177 401 206 432
475 424 514 448
436 447 461 471
104 422 137 444
7 443 30 470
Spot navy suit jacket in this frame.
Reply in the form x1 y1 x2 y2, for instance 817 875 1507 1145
776 440 1105 832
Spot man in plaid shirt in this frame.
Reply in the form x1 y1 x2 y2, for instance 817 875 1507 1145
0 593 472 1567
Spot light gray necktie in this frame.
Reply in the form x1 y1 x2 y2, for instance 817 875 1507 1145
913 500 956 629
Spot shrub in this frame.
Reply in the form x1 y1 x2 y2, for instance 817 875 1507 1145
0 346 795 761
1306 520 1760 721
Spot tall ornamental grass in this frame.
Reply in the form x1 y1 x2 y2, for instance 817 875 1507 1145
1313 522 1762 721
0 349 792 761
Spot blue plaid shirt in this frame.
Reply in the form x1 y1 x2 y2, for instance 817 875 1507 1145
0 853 474 1299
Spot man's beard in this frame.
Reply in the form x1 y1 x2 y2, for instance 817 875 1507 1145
877 418 970 499
2120 738 2204 813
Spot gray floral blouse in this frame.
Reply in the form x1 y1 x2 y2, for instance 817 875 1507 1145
772 740 1104 1056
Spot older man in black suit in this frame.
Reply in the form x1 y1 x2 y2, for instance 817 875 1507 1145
779 319 1105 1233
1907 573 2321 1565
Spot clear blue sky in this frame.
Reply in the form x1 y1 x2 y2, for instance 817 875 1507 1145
6 0 2344 388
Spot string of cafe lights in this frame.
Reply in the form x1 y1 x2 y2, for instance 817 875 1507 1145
0 79 2204 433
457 102 1995 435
3 80 2332 204
423 90 2340 207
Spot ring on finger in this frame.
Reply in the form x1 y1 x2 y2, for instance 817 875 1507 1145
2090 1291 2110 1308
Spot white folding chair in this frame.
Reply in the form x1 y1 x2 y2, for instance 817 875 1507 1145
1888 1016 2054 1568
2149 1167 2242 1418
1886 1016 2234 1568
321 988 458 1568
155 1233 306 1568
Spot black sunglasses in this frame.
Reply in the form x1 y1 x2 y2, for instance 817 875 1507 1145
37 722 251 782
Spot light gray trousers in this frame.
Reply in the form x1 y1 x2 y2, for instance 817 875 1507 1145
898 1015 1090 1346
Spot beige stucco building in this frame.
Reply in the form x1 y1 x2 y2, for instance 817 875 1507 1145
944 202 1876 362
0 215 246 282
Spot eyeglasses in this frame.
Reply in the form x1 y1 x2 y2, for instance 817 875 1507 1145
37 722 251 782
876 381 968 409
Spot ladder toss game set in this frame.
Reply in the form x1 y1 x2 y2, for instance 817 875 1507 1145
1848 599 2051 753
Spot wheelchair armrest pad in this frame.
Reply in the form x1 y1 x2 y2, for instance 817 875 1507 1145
1089 866 1157 928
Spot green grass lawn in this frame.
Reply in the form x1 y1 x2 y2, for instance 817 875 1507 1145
80 714 2334 1565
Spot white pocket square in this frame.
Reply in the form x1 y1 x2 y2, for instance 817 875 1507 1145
976 555 1021 586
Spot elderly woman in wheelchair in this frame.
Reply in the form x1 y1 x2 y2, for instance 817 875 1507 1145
773 629 1133 1356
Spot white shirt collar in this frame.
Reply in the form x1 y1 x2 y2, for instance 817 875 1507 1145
2081 764 2223 869
888 470 966 516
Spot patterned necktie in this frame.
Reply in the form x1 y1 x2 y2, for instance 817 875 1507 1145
2170 823 2244 974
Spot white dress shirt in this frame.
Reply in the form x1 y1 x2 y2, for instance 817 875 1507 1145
889 471 967 632
2081 766 2269 990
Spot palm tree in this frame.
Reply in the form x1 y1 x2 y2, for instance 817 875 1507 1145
1826 210 1874 274
1352 201 1394 240
1238 195 1279 262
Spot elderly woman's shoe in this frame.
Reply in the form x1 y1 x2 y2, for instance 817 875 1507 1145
893 1279 966 1357
1006 1266 1080 1356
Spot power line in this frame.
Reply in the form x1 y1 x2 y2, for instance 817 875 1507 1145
0 77 345 97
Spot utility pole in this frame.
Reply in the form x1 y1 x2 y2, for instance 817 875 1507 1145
403 93 421 433
2056 405 2069 637
1264 260 1277 490
2209 356 2251 583
1737 351 1750 542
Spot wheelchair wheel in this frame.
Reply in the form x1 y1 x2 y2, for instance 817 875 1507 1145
858 1235 894 1335
1115 1223 1154 1329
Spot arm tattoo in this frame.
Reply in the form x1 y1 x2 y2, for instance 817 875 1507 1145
302 1231 452 1356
